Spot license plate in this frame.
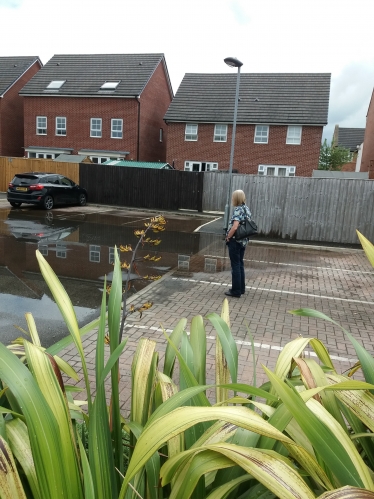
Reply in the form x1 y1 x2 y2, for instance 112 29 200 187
16 187 28 191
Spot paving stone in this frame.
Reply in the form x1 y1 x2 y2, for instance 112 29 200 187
60 243 373 411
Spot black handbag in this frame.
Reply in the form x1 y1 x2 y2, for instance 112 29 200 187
234 218 258 240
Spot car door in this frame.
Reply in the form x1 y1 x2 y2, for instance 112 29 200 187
58 176 76 204
44 175 64 205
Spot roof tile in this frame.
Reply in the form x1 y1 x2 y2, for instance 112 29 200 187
164 73 331 125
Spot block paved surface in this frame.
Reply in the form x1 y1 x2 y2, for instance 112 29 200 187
60 239 374 416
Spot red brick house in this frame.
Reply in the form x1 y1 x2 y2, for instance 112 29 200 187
164 73 331 177
0 56 42 157
20 54 173 163
332 125 365 172
361 89 374 179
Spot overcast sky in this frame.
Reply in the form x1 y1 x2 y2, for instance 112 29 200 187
1 0 373 143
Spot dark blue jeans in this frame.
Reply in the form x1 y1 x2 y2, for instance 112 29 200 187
227 239 246 296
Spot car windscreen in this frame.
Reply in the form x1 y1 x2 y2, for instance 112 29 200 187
12 175 40 186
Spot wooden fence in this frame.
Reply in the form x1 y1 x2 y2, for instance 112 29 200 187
203 172 374 244
79 163 204 211
2 157 374 244
0 157 79 192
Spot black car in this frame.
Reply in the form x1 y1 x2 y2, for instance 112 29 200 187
7 172 87 210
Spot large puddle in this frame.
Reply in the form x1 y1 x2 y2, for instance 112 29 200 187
0 206 222 346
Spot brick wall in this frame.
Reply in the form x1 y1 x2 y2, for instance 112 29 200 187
138 61 172 162
166 123 323 176
23 62 172 162
361 91 374 179
0 60 41 157
24 96 139 157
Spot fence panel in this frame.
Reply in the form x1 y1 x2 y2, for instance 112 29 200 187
79 163 203 211
203 172 374 244
0 156 79 191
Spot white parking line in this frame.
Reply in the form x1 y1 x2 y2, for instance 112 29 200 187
193 217 222 232
171 277 374 306
204 255 374 275
124 323 357 364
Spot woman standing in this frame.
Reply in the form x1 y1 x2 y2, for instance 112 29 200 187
224 190 252 298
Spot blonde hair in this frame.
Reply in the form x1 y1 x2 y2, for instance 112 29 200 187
232 190 246 206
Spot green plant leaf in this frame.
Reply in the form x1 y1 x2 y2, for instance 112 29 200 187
190 315 207 385
6 418 40 499
309 338 336 371
290 308 374 387
305 397 373 490
319 485 374 498
165 450 234 498
206 313 238 384
46 316 101 356
357 231 374 267
36 250 92 409
0 343 76 499
87 278 118 499
78 435 95 499
0 435 27 499
206 474 252 499
99 338 128 386
108 247 124 481
264 366 366 489
24 341 84 498
131 338 157 427
326 373 374 433
119 405 301 497
163 444 316 499
163 318 187 377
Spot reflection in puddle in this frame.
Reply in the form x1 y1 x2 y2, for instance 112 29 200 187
0 208 221 345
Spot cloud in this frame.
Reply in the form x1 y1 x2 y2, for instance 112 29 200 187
0 0 23 7
230 0 250 25
323 61 374 142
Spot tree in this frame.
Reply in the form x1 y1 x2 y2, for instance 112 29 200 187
318 138 352 170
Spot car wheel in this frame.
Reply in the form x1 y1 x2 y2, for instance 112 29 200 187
78 193 87 206
44 212 54 224
43 195 54 210
10 202 22 208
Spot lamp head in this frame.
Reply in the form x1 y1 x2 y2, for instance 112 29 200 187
224 57 243 68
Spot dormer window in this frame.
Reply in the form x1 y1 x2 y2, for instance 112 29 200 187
100 81 120 90
46 80 66 89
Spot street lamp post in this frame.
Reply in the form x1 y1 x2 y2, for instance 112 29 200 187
223 56 243 235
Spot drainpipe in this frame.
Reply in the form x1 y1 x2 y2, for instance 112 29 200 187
136 96 140 160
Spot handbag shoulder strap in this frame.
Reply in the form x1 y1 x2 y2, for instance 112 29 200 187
242 204 252 220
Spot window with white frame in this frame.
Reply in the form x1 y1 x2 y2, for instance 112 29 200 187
46 80 66 90
214 124 227 142
109 247 120 264
89 245 101 263
159 128 163 142
254 125 269 143
185 124 198 141
90 156 111 164
111 119 123 139
178 255 190 270
56 117 66 136
286 126 302 145
101 81 120 90
36 116 47 135
38 244 48 256
90 118 102 138
204 258 217 272
258 165 296 177
56 243 67 258
184 161 218 172
28 152 56 159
